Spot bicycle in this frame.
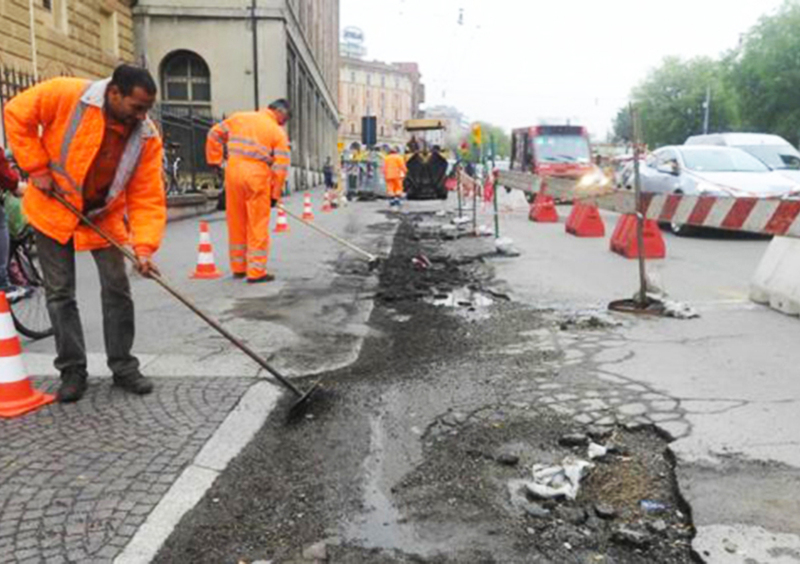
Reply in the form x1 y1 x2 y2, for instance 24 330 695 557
5 218 53 340
0 154 53 340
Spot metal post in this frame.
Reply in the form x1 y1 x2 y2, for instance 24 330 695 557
703 86 710 135
251 0 260 110
188 106 197 192
27 0 39 81
491 135 499 238
456 164 463 219
472 167 478 235
631 104 647 307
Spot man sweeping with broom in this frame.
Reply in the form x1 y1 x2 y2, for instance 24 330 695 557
3 64 166 403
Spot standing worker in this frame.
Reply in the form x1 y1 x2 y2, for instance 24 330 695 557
383 147 407 208
206 99 291 283
3 64 166 403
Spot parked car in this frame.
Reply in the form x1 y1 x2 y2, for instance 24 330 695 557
640 145 800 234
685 133 800 184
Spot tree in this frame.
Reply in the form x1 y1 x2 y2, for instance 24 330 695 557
458 122 510 160
626 56 740 148
730 1 800 144
612 107 633 143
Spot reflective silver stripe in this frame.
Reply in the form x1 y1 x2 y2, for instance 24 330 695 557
272 164 289 171
228 148 273 165
229 243 247 250
231 257 246 263
229 136 269 150
248 250 269 258
210 130 226 142
48 163 79 194
273 150 291 157
59 97 89 173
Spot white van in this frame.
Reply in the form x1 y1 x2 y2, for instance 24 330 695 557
685 133 800 184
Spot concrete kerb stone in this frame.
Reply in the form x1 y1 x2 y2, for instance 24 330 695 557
114 381 281 564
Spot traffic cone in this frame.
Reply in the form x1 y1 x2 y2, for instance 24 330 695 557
190 221 223 279
302 193 315 221
322 191 333 212
274 207 290 233
529 193 559 223
0 292 55 418
567 202 605 237
610 214 666 259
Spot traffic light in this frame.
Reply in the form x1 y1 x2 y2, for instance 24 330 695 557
471 123 482 146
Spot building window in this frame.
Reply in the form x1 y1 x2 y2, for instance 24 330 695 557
350 123 355 134
381 75 385 87
367 74 371 85
161 51 212 117
380 126 385 136
42 0 51 9
43 0 68 33
351 71 355 82
99 9 118 56
351 104 355 114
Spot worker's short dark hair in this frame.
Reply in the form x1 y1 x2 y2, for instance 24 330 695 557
269 99 291 115
110 64 157 97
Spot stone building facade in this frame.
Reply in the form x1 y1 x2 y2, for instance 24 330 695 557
338 56 424 148
133 0 339 186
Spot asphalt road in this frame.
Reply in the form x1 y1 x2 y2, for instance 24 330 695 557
487 189 800 561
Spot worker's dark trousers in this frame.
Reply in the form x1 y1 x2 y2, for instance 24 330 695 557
34 230 140 379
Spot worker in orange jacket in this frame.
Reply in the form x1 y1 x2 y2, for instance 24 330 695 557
206 99 291 282
3 65 166 403
384 146 407 208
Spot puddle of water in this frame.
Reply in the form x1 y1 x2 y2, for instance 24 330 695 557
426 286 494 308
342 416 424 552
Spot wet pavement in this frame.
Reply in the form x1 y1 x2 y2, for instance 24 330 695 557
154 212 696 563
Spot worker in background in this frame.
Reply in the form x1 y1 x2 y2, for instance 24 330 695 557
206 99 291 283
383 146 407 208
3 64 166 403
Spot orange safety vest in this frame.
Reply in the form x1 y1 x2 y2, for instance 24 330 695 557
3 77 166 256
206 109 290 200
384 153 407 181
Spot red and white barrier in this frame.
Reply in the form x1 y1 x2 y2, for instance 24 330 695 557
497 170 800 317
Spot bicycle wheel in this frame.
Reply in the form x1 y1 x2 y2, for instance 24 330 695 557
9 234 53 340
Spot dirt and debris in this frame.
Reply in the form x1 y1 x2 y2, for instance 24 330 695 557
155 212 694 564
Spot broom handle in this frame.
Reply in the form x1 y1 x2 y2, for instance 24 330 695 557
50 192 305 398
279 204 377 261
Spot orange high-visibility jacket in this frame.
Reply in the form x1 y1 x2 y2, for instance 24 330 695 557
206 109 290 200
384 153 407 181
3 77 166 256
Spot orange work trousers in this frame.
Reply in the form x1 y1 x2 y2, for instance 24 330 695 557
386 178 404 197
225 163 272 279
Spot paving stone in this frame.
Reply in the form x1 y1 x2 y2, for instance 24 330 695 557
0 376 253 562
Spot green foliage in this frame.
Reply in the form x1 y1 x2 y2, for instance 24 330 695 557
626 56 740 148
613 0 800 148
458 122 510 161
730 0 800 144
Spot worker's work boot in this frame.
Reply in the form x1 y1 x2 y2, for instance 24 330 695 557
113 372 154 395
57 371 88 403
232 272 246 279
247 273 276 284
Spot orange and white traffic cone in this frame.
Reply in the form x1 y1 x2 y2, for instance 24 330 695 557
190 221 223 279
0 292 55 418
322 191 333 212
302 193 315 221
274 207 290 233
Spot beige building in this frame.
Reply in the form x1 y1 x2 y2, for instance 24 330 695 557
0 0 134 139
339 57 424 148
133 0 339 186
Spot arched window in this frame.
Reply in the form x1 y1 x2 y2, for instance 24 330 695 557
160 50 211 117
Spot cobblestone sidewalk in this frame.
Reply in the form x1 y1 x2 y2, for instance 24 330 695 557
0 376 254 564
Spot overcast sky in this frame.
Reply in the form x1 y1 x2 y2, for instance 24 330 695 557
340 0 786 138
